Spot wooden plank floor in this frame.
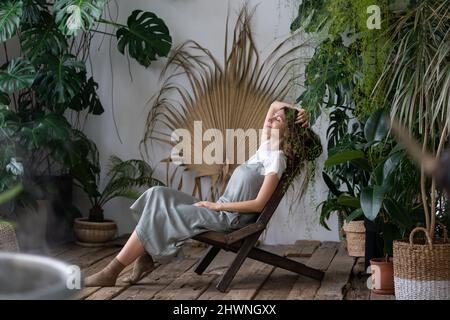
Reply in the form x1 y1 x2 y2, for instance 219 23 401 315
47 237 395 300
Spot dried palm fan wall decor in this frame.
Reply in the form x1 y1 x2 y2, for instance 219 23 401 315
140 6 311 200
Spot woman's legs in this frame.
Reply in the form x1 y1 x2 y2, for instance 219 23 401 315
84 230 155 287
118 231 155 284
116 231 145 265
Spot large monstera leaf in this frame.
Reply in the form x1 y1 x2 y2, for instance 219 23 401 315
0 0 23 43
54 0 106 36
19 113 72 149
33 54 85 108
0 57 36 93
21 0 47 25
116 10 172 68
21 12 68 62
68 72 104 115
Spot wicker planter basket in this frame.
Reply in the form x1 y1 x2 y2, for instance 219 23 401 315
74 218 117 247
342 220 365 257
393 227 450 300
0 222 19 252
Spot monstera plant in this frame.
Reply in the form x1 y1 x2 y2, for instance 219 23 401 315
0 0 171 247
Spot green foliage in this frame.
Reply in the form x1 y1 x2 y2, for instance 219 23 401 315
363 109 388 145
290 0 330 34
375 0 450 142
54 0 106 36
325 150 365 166
296 37 356 124
294 0 450 252
0 1 171 213
116 10 172 68
21 12 68 62
0 57 36 93
320 109 419 254
0 0 22 43
98 155 165 207
33 54 85 109
360 185 386 221
0 183 22 207
291 0 389 123
21 0 47 25
20 113 72 149
73 153 165 213
67 72 103 114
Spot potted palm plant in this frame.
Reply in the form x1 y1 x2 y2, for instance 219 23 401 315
73 154 164 246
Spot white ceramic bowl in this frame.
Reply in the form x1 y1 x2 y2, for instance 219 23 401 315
0 252 77 300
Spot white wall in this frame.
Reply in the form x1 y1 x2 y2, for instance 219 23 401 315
74 0 339 244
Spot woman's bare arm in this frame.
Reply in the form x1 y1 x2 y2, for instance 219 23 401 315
261 101 291 142
193 174 280 213
265 101 309 128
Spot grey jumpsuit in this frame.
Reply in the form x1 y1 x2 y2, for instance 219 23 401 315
130 162 267 260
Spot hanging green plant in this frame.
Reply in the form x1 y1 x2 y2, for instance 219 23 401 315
291 0 390 122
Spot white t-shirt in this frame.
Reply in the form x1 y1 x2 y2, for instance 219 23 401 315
246 139 287 179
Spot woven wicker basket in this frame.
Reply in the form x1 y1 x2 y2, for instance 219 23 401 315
393 227 450 300
74 217 117 246
342 220 365 257
0 222 19 252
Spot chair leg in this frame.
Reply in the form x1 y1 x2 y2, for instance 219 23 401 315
247 246 324 281
194 245 221 275
216 234 259 292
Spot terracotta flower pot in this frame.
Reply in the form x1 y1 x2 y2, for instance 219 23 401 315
369 257 395 295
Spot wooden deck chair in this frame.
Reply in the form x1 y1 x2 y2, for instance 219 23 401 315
192 174 325 292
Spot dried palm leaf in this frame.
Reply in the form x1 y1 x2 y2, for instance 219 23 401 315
140 5 311 199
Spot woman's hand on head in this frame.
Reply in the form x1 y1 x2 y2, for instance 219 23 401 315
271 102 310 128
284 105 309 128
193 201 222 211
295 108 309 128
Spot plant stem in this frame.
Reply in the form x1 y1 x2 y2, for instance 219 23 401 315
90 29 116 37
431 119 449 236
97 18 125 29
420 123 430 231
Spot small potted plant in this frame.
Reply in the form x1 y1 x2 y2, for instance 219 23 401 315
320 172 366 257
369 254 394 295
73 155 164 246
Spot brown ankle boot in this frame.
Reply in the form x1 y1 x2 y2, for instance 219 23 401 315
126 253 155 284
84 258 125 287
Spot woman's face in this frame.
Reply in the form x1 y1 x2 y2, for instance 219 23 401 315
265 110 286 134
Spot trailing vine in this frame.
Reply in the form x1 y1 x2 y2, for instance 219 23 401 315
291 0 390 121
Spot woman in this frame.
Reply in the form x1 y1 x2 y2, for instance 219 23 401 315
84 101 310 287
